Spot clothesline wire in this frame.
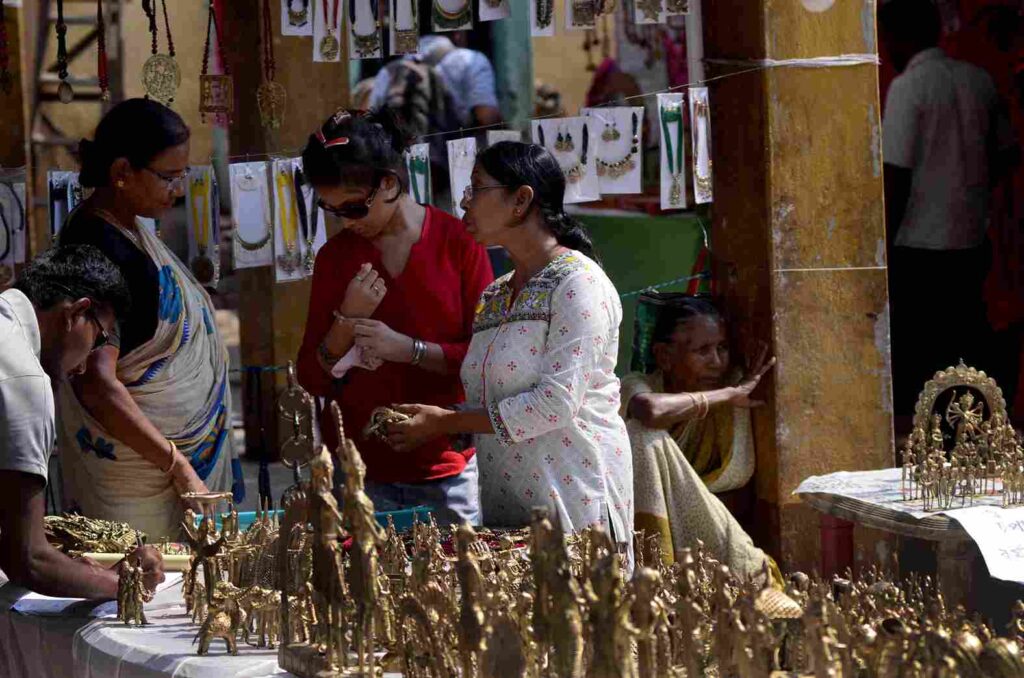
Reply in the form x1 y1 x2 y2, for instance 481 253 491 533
227 270 710 374
218 62 777 163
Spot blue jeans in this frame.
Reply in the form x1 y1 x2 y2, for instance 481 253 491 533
364 454 481 527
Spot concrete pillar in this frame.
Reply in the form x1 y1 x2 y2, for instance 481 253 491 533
702 0 894 570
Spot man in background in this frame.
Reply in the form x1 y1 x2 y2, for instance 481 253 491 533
880 0 1012 421
0 245 164 598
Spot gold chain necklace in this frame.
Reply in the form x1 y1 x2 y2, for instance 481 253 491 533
190 173 217 285
692 96 713 196
275 168 301 273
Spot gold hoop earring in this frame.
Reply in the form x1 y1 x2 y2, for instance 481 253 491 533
116 179 125 189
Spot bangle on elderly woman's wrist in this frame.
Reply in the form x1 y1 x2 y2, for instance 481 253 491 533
410 338 427 366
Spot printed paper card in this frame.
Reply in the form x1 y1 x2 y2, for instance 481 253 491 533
657 92 686 210
230 161 275 269
479 0 511 22
582 106 644 194
405 143 433 206
447 137 477 218
689 86 713 204
282 0 315 36
532 117 600 204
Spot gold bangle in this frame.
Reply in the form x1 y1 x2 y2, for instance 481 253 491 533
698 393 710 419
162 440 179 476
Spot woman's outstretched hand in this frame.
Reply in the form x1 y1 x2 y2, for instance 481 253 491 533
727 342 776 408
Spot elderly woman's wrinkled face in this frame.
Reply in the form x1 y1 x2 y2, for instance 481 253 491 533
655 315 730 392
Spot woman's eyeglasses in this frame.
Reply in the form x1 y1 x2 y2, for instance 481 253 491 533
143 166 190 192
317 186 379 220
463 184 510 201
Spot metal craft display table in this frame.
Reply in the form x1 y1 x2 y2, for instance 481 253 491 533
795 468 981 610
0 576 403 678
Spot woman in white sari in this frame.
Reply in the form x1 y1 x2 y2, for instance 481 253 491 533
57 99 240 540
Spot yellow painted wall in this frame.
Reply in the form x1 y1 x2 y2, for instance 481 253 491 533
531 0 612 116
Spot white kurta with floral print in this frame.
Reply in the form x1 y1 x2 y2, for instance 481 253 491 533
462 251 634 548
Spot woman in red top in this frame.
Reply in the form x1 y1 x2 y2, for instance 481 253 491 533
296 109 493 525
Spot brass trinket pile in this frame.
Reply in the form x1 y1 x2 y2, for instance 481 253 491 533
167 395 1024 677
44 514 144 556
900 362 1024 511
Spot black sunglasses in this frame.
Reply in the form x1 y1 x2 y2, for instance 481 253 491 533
317 186 379 220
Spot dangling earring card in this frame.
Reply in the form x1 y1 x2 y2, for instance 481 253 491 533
405 143 433 206
296 159 327 278
634 0 664 24
390 0 420 55
665 0 687 16
658 92 686 210
313 0 343 62
282 0 314 36
479 0 510 22
230 161 275 270
531 0 555 36
582 106 644 194
486 129 522 146
272 159 305 283
689 86 713 204
447 137 477 218
432 0 473 32
532 117 600 204
348 0 383 60
46 170 78 240
566 0 596 30
0 181 27 264
186 166 220 288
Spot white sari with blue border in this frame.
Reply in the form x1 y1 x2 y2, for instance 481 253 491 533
57 214 241 540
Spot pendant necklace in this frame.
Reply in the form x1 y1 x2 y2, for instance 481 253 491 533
407 150 431 205
275 168 301 274
0 189 12 286
692 96 713 196
637 0 662 22
232 167 272 252
96 0 110 101
660 101 684 205
55 0 73 102
535 0 553 28
392 0 419 54
433 0 471 30
294 168 317 275
319 0 341 59
597 110 639 179
141 0 180 105
199 0 233 124
190 173 217 286
257 0 287 130
288 0 310 26
1 0 13 94
350 0 381 58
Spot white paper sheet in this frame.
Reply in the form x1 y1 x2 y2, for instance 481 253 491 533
47 170 79 240
532 117 600 204
347 0 383 60
530 0 556 36
230 162 274 269
11 573 183 617
689 86 713 204
0 181 27 264
478 0 510 22
486 129 523 146
272 159 306 283
665 0 688 16
405 143 433 205
281 0 314 36
447 137 477 218
943 506 1024 585
657 92 686 210
582 106 644 195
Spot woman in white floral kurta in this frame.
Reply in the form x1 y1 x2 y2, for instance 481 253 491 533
387 142 634 554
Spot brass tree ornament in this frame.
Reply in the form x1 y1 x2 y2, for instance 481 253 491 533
911 360 1008 444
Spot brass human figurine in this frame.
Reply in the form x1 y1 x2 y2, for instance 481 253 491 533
117 556 148 626
456 523 488 678
546 517 584 678
584 530 637 678
629 567 671 678
308 442 347 671
182 511 227 604
336 402 386 676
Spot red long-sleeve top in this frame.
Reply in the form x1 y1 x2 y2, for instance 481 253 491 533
297 206 494 483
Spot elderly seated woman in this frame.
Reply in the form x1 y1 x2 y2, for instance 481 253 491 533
620 295 779 581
